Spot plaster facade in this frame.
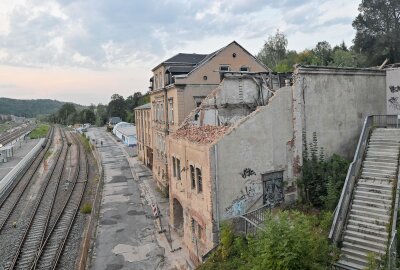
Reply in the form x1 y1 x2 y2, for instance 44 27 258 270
135 104 152 168
149 41 269 191
386 68 400 114
168 66 388 263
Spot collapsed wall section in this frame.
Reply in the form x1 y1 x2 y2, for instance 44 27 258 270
214 86 294 220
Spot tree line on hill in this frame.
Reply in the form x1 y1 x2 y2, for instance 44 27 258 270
46 92 149 126
257 0 400 72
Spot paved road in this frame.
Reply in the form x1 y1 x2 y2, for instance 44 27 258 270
87 128 165 270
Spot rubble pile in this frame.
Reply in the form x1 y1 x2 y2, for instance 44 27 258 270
173 124 230 144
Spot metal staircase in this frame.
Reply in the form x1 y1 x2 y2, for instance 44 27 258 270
330 116 400 270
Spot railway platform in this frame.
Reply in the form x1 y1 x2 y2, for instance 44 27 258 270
0 138 41 181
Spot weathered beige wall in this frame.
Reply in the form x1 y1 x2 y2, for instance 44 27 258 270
176 42 268 85
168 137 215 260
214 86 294 220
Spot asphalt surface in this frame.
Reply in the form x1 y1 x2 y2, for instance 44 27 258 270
87 128 165 270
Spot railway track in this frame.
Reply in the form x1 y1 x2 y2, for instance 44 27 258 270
0 128 90 270
0 124 36 146
0 127 54 232
31 132 88 270
9 129 69 270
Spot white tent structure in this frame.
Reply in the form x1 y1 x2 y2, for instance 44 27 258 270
113 122 137 147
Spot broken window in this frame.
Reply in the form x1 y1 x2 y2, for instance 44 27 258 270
190 165 195 189
198 224 203 240
172 157 176 178
196 168 202 193
219 65 230 72
177 158 181 180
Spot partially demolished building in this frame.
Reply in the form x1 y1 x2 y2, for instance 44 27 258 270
167 66 387 263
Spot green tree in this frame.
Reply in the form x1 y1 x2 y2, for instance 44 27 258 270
257 30 288 70
312 41 332 66
95 103 108 126
329 49 357 67
58 103 76 125
107 94 126 120
126 92 143 111
352 0 400 65
79 109 96 124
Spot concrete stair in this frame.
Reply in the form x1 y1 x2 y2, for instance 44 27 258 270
338 128 400 269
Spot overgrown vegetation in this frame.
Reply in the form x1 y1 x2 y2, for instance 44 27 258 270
29 124 49 139
79 133 92 153
44 150 52 160
81 202 92 214
299 132 350 210
199 210 335 270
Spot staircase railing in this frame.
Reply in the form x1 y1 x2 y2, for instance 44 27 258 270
329 115 373 244
242 203 271 235
329 115 400 261
388 146 400 269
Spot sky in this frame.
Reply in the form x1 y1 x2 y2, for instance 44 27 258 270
0 0 360 105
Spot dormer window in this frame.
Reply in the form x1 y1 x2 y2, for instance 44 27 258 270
240 66 249 72
219 65 230 72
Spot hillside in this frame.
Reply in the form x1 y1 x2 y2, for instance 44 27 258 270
0 97 82 117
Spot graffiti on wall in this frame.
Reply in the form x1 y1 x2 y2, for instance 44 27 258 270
389 85 400 93
388 97 400 110
224 168 262 218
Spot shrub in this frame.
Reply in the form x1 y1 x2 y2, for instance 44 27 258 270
199 211 333 270
300 131 350 210
29 124 49 139
81 202 92 214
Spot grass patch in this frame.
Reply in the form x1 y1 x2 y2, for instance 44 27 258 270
81 202 92 214
44 150 52 160
29 124 49 139
78 133 91 153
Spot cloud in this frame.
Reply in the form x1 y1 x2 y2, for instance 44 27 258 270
0 0 359 69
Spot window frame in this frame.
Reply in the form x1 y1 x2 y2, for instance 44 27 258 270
190 165 196 189
196 167 202 193
219 65 231 72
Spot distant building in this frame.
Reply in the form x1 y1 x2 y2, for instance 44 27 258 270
134 103 152 168
0 145 14 163
113 122 137 147
108 117 122 127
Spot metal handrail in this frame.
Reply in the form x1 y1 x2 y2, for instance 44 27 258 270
388 231 397 269
329 115 373 243
329 115 400 266
387 145 400 269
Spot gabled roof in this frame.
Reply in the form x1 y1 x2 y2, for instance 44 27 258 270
182 41 271 78
152 53 207 71
166 65 195 73
134 103 151 110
